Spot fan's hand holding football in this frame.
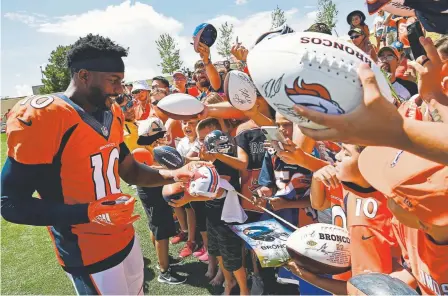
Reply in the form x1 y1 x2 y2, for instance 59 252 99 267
313 165 340 189
286 261 318 282
198 42 211 63
231 43 249 62
294 63 408 148
88 193 140 226
196 105 209 120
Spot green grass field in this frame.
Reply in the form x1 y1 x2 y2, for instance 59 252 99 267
0 133 215 295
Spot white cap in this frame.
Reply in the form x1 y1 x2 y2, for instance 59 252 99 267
138 117 166 137
188 166 220 198
132 80 151 92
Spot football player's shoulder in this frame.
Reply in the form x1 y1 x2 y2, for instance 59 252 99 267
7 94 81 164
10 94 77 125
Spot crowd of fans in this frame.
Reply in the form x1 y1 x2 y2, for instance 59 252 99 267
2 3 447 296
110 7 447 295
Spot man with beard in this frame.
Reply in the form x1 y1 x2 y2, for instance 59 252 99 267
378 46 418 101
194 42 224 101
1 34 203 295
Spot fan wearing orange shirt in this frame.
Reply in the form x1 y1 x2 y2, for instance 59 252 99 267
287 143 403 295
1 34 203 295
359 146 448 295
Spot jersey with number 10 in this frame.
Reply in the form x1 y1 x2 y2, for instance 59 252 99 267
6 94 134 273
329 183 400 278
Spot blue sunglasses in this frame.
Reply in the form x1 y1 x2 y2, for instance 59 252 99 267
121 99 135 112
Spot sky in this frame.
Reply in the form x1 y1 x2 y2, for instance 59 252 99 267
1 0 374 98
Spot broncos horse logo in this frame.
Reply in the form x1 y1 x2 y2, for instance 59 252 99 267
285 77 345 115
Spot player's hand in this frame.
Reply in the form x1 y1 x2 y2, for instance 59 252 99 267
285 261 318 282
293 63 408 148
88 193 140 226
231 43 249 62
407 37 447 104
269 197 289 211
313 165 340 189
171 161 214 183
198 42 211 64
276 138 306 165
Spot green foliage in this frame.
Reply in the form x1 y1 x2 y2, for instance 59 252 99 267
316 0 339 31
217 22 234 60
155 33 183 75
39 45 72 95
270 5 287 29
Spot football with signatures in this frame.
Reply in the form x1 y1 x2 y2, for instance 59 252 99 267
224 70 257 111
247 31 394 129
157 93 204 120
286 223 351 274
153 146 184 170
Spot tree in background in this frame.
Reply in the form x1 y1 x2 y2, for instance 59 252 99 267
39 45 72 95
270 5 287 29
217 22 234 61
316 0 339 33
155 33 183 75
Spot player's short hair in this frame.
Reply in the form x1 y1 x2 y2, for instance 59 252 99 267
67 34 128 76
434 36 448 59
197 117 222 132
305 23 332 35
152 76 170 88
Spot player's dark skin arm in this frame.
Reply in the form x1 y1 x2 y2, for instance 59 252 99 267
1 157 91 226
0 144 177 226
118 142 176 187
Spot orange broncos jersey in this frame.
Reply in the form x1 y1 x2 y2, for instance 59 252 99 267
6 94 134 273
392 220 448 295
328 183 401 278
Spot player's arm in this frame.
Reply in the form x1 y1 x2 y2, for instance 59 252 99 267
118 142 180 186
1 158 90 226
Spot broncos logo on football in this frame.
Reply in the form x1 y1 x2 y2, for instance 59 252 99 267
285 77 345 115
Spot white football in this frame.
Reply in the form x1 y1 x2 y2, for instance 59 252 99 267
248 32 394 129
286 223 351 275
157 93 204 120
224 70 257 111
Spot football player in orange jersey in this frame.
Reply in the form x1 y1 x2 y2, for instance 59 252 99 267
287 143 405 295
1 34 205 295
